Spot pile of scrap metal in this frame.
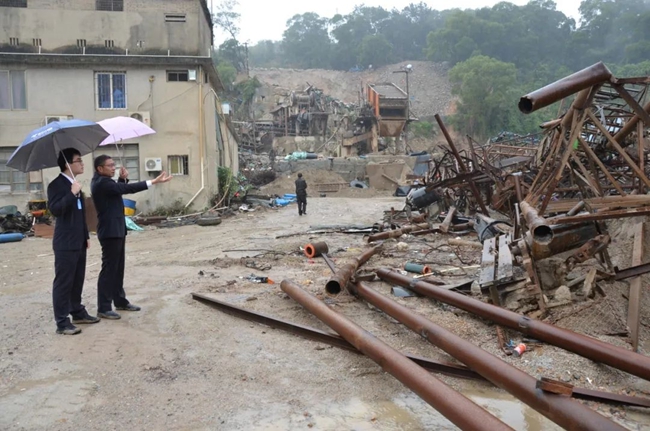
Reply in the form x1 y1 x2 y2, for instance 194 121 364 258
193 240 650 429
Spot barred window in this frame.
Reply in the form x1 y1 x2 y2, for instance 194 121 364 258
94 144 140 181
96 0 123 11
95 71 126 110
168 155 189 175
0 147 28 192
0 70 27 110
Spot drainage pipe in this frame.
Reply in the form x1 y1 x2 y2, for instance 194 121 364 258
376 268 650 381
352 281 626 431
280 279 514 431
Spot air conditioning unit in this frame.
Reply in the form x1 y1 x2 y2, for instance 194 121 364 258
145 157 162 172
45 115 73 124
129 111 151 127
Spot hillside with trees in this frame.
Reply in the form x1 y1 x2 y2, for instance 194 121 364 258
213 0 650 141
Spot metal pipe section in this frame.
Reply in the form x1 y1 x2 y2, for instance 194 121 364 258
352 282 626 431
376 268 650 381
529 223 599 260
280 279 514 431
367 222 429 243
304 241 329 258
520 201 554 245
325 246 381 295
519 62 612 114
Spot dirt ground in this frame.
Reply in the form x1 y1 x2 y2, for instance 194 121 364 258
2 195 650 430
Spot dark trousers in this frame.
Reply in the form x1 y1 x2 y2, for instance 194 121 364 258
297 195 307 214
97 237 130 312
53 248 87 329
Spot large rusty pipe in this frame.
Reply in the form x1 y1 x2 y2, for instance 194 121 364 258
280 279 514 431
325 246 381 295
529 223 599 260
352 282 626 431
376 268 650 381
520 201 553 245
367 222 429 243
519 62 612 114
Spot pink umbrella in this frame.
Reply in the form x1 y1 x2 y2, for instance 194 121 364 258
98 116 156 164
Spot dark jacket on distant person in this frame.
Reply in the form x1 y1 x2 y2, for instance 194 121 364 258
91 173 148 240
295 177 307 197
48 174 89 251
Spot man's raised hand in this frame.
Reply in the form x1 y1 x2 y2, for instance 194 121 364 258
152 171 173 184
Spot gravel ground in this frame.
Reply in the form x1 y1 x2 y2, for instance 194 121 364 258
1 196 649 430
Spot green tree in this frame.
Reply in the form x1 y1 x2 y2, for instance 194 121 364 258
448 55 521 139
216 62 237 90
358 34 393 67
282 13 332 69
213 0 240 40
249 40 282 67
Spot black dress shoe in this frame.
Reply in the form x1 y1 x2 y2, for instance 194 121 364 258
116 304 141 311
56 325 82 335
72 314 100 324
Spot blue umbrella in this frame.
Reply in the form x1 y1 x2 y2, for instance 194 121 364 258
7 119 109 172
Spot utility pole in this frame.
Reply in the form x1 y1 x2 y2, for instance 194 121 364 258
392 64 413 154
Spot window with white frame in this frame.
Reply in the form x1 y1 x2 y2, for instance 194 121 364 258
96 0 123 11
95 71 126 110
168 155 188 175
0 70 26 110
0 147 28 192
94 144 140 181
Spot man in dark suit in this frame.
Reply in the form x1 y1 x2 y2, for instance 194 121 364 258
91 155 172 319
47 148 99 335
295 172 307 216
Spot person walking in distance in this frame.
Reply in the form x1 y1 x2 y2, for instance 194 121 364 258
295 172 308 216
91 155 172 319
47 148 99 335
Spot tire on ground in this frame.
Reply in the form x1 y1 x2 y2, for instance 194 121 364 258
196 216 222 227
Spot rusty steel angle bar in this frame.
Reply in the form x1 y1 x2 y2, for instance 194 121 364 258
192 293 650 408
577 136 627 195
587 110 650 189
613 84 650 126
628 223 644 352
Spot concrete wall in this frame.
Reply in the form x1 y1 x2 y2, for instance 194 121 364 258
0 0 211 56
0 62 237 213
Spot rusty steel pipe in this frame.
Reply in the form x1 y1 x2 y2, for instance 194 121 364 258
376 268 650 381
280 279 514 431
367 222 429 243
304 241 329 258
519 62 612 114
352 282 626 431
529 223 599 260
325 246 381 295
520 201 554 245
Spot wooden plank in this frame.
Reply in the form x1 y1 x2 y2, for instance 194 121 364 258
628 222 645 352
479 237 497 287
496 234 513 282
613 84 650 127
582 268 598 299
639 121 645 194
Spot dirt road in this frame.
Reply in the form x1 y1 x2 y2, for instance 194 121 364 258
1 196 648 430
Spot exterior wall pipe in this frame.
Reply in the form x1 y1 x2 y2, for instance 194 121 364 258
351 282 626 431
367 222 429 243
325 246 381 295
280 279 514 431
376 268 650 381
519 62 612 114
520 201 554 245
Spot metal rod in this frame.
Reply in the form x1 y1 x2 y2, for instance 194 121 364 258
192 293 650 408
367 222 429 243
519 62 612 114
434 113 490 215
352 282 626 431
279 280 514 431
325 246 381 295
376 268 650 381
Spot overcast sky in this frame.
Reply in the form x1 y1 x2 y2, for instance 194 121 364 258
209 0 583 45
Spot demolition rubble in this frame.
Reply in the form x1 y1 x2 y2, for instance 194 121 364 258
193 63 650 429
